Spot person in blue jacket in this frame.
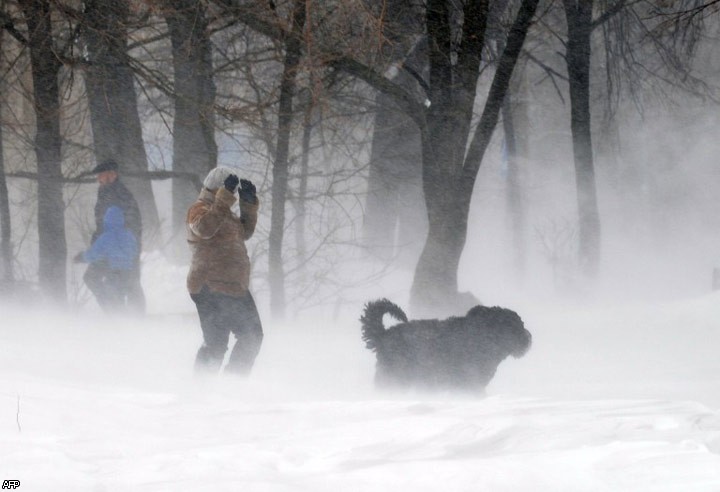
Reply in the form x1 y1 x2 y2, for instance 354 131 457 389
75 206 139 312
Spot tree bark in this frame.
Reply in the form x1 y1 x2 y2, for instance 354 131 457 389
83 0 160 248
164 0 217 246
19 0 67 303
563 0 601 277
268 0 306 320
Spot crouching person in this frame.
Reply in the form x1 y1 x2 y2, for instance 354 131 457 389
75 206 138 312
186 166 263 375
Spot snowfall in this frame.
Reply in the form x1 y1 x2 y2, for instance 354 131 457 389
2 251 720 492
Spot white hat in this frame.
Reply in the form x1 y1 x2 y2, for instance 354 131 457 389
203 166 235 190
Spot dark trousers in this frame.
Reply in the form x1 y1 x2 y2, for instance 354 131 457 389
190 287 264 375
84 262 133 313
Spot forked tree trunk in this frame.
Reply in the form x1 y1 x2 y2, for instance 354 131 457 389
20 0 67 303
83 0 160 248
410 0 539 316
408 0 487 316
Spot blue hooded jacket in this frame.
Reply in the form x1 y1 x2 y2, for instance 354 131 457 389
83 206 138 271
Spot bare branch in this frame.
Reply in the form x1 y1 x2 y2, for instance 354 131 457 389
6 170 203 190
328 56 426 128
591 0 630 30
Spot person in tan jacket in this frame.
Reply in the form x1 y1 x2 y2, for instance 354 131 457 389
186 166 263 374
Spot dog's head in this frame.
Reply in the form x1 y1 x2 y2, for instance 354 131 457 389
466 305 532 358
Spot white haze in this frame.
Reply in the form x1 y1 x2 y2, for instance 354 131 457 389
1 246 720 491
3 52 720 492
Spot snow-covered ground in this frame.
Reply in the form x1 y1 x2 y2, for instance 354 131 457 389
2 256 720 491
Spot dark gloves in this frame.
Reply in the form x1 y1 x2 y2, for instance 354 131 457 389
73 251 85 263
224 173 240 193
238 179 257 204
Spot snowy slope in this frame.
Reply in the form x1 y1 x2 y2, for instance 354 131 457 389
1 259 720 491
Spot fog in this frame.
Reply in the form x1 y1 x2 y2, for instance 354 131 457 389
459 96 720 306
4 41 720 492
2 251 720 489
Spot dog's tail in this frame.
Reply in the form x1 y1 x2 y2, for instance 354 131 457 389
360 298 408 351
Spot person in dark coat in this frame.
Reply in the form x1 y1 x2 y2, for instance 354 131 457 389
186 166 263 375
86 159 146 314
75 206 139 311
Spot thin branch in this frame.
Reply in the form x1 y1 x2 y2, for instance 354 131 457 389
6 170 203 189
328 56 426 129
591 0 632 30
522 48 568 81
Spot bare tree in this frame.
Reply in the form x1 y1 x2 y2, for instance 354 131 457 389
556 0 707 278
214 0 540 315
409 0 540 315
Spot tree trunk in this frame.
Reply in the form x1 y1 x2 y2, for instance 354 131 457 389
83 0 160 248
165 0 217 248
408 0 484 317
410 0 539 316
410 164 470 317
268 0 306 320
564 0 601 277
20 0 67 303
0 30 13 288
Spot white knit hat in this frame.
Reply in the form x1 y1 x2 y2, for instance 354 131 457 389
203 166 236 190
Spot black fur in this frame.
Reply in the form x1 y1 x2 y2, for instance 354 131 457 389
361 299 532 392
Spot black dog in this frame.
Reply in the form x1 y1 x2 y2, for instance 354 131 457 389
361 299 532 392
